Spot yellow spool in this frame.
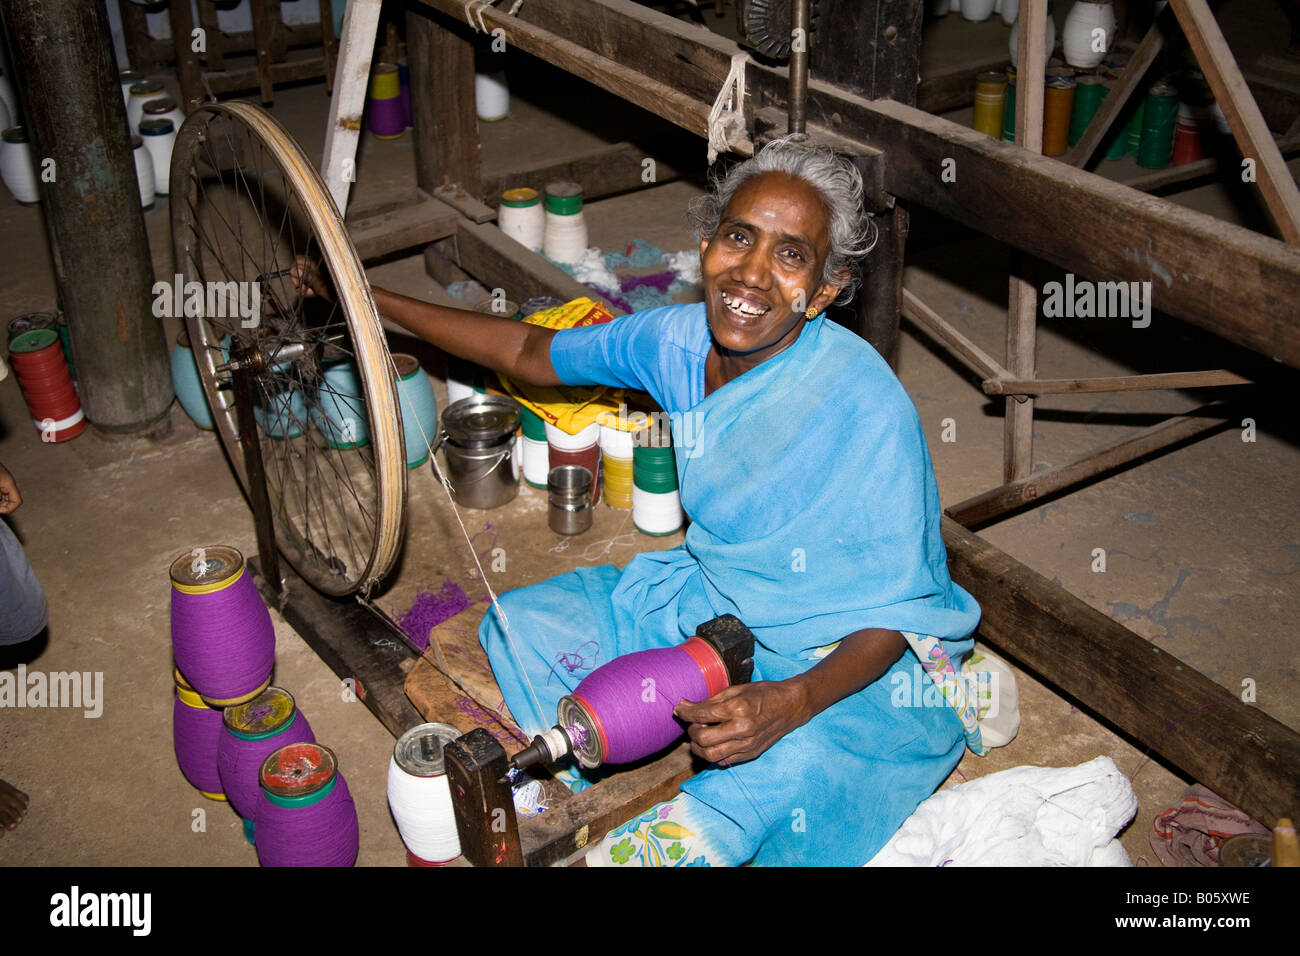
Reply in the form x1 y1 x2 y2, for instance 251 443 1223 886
200 675 272 709
175 682 211 709
973 71 1008 139
169 545 246 595
369 62 401 100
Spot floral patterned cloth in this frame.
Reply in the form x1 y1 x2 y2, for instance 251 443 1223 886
586 794 734 867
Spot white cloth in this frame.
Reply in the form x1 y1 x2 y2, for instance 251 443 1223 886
865 756 1137 866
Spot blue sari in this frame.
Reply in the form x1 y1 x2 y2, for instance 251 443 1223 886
479 302 980 865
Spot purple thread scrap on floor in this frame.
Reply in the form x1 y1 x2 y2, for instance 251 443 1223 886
397 581 473 651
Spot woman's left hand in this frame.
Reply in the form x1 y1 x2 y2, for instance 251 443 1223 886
674 680 812 766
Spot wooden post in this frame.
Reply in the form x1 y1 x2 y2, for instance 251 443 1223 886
408 7 483 198
1170 0 1300 244
197 0 225 72
248 0 277 104
0 0 172 433
321 0 383 217
117 0 156 72
814 0 924 367
170 0 204 113
1004 0 1048 483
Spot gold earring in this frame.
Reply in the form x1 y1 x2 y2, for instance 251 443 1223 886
804 307 818 319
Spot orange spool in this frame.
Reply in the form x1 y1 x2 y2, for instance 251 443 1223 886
1042 77 1077 157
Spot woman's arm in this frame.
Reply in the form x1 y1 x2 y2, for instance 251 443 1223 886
673 627 906 765
290 258 563 387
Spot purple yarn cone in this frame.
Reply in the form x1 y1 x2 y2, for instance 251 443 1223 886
170 571 275 705
173 695 224 796
255 771 360 867
368 95 406 138
216 709 316 823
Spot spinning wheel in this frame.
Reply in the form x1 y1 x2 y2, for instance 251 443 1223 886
169 102 405 596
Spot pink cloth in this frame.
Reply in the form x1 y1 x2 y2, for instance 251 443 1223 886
1150 785 1270 866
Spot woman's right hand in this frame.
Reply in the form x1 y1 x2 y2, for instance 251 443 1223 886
290 255 333 302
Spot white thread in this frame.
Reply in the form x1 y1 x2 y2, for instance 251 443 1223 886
632 485 684 535
707 52 753 164
386 755 462 863
33 408 85 432
498 200 545 252
475 70 510 121
542 211 588 266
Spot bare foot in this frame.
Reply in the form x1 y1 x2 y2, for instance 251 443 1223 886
0 779 29 835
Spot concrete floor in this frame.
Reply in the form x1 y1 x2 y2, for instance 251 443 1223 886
1 3 1296 867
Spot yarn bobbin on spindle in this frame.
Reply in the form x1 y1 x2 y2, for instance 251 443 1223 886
387 722 463 865
216 686 316 829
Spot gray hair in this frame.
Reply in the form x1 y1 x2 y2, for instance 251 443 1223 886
688 136 876 305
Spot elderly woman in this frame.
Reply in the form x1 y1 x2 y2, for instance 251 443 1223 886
302 137 979 865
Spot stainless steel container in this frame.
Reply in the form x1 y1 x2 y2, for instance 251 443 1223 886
439 395 520 509
548 464 593 535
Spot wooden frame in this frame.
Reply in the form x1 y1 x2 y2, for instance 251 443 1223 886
306 0 1300 857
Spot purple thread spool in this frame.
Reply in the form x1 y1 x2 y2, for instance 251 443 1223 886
367 62 405 139
173 671 225 799
255 742 360 867
216 687 315 828
169 546 275 707
562 637 730 765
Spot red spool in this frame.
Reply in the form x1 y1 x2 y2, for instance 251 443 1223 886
1171 115 1203 167
32 409 87 442
11 337 83 441
548 444 602 505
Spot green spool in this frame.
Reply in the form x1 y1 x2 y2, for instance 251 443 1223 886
1069 77 1108 148
1125 98 1146 154
1137 83 1179 170
1002 78 1017 143
9 328 59 353
519 405 547 441
544 182 583 216
633 443 678 493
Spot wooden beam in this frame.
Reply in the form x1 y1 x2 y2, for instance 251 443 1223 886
942 515 1300 828
348 198 460 262
248 558 426 738
169 0 204 113
983 369 1252 396
323 0 382 217
196 0 225 72
200 58 333 96
413 0 1300 370
450 217 621 313
485 140 688 207
1170 0 1300 243
901 288 1010 382
1065 15 1166 168
248 0 277 104
518 744 696 866
944 404 1233 528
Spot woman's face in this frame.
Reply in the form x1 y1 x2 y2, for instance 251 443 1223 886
699 171 843 367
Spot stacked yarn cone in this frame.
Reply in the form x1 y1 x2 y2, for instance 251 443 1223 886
542 181 588 267
599 413 635 510
499 187 545 252
393 353 439 468
367 62 406 139
632 429 682 535
255 742 359 867
172 669 226 800
8 327 85 442
519 405 550 488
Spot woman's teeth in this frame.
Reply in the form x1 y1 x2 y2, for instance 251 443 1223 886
721 291 768 317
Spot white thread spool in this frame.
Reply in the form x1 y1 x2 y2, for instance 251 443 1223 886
1062 0 1116 70
0 126 39 204
143 97 187 139
521 435 550 486
545 420 600 453
542 181 587 267
961 0 995 21
1000 0 1019 24
632 485 684 535
387 722 463 865
476 70 510 121
0 74 13 130
498 187 545 252
139 118 174 195
118 70 145 112
127 80 163 134
599 423 635 460
131 136 155 209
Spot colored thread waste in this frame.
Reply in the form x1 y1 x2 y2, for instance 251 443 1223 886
397 581 473 651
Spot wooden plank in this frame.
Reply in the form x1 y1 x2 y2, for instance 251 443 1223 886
1170 0 1300 243
485 140 688 207
1005 0 1048 483
901 288 1010 382
196 0 225 72
318 0 339 93
432 183 497 223
518 743 697 866
348 199 460 262
409 0 1300 370
944 404 1233 528
942 515 1300 827
452 217 622 313
322 0 382 217
983 369 1252 396
201 58 332 95
1065 15 1166 168
408 7 483 197
247 558 425 738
